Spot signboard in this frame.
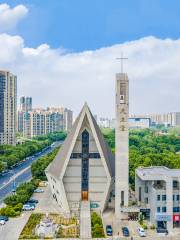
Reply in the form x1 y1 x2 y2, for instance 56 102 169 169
156 214 172 222
90 203 99 208
173 215 180 222
121 206 140 213
140 209 150 213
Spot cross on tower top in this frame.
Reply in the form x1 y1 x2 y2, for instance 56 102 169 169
116 53 128 73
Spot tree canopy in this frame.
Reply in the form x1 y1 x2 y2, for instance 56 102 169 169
103 128 180 188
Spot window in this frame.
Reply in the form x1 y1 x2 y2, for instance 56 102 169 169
70 153 82 159
177 195 180 201
145 197 148 204
121 191 124 206
173 207 180 213
162 195 166 201
89 152 100 159
157 207 161 213
139 187 142 202
162 207 167 213
145 186 148 193
173 195 175 201
120 83 126 95
173 181 178 188
157 195 161 201
81 130 89 192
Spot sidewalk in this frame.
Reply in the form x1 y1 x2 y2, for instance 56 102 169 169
80 201 91 239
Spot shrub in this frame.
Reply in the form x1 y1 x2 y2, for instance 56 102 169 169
31 148 59 181
19 213 44 239
13 203 23 212
141 223 148 230
138 212 144 225
4 180 37 208
150 224 156 230
91 212 105 238
0 205 19 217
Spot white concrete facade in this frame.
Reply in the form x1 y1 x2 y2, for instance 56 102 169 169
115 73 129 218
136 167 180 233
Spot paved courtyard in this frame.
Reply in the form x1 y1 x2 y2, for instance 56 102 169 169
33 184 61 213
1 185 180 240
0 185 60 240
102 209 180 240
0 212 31 240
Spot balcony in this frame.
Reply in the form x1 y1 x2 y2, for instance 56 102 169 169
153 183 166 190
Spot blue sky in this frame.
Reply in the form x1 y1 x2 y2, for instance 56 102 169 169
5 0 180 51
0 1 180 116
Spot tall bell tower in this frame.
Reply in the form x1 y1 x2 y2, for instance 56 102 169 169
115 72 129 218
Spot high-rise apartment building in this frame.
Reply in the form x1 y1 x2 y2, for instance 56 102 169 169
18 96 32 133
20 96 32 111
0 70 17 145
18 107 73 138
171 112 180 127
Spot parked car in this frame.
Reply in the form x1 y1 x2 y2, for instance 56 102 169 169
0 220 6 225
106 225 113 236
137 227 146 237
0 216 8 221
25 202 36 208
28 199 38 204
34 188 44 193
122 227 130 237
22 204 35 211
157 228 168 235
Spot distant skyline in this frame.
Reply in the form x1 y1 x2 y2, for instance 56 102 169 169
0 1 180 117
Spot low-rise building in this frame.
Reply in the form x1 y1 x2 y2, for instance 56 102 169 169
129 117 151 129
135 166 180 233
130 112 180 127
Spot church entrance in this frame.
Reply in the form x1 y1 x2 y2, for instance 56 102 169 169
82 191 88 201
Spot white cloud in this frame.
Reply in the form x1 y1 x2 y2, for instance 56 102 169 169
0 3 28 32
0 34 179 117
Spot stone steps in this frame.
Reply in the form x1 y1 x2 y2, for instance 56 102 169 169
80 201 91 239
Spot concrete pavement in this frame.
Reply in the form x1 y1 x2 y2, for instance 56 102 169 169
0 212 30 240
80 201 91 239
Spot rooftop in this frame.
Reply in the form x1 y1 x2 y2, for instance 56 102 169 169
136 166 180 180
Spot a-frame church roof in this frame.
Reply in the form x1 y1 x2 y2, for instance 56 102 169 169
46 103 115 179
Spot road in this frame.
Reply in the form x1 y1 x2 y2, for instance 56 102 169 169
0 141 63 203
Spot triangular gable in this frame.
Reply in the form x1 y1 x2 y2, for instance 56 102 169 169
47 103 114 179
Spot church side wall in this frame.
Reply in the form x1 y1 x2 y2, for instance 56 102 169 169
46 173 70 213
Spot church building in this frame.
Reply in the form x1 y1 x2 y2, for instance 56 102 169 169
46 103 115 214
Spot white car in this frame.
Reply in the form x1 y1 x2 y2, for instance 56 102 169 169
34 188 44 193
0 220 5 225
137 227 146 237
22 204 35 211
